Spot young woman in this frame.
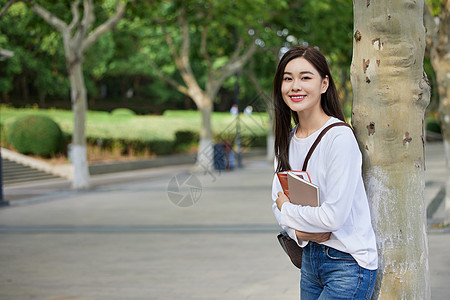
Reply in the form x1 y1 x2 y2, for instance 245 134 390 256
271 46 378 299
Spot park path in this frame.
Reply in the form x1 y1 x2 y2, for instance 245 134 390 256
0 142 448 299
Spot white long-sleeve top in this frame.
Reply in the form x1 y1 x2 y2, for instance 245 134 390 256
272 117 378 270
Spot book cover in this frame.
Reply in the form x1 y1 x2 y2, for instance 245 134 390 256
276 170 311 199
287 171 319 207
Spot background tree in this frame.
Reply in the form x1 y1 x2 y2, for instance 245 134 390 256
0 2 70 104
25 0 130 189
2 0 360 170
241 0 354 160
0 1 181 113
2 0 356 116
141 0 354 168
138 0 290 171
424 0 450 224
351 0 431 298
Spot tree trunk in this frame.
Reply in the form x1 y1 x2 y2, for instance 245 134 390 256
351 1 430 299
438 60 450 224
68 58 90 189
195 100 214 173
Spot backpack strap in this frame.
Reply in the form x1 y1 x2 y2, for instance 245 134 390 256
301 122 352 171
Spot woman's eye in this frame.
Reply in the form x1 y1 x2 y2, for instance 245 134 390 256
302 76 311 80
283 77 292 81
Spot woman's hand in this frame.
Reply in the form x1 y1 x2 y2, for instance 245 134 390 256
276 191 289 211
296 231 331 243
277 192 330 243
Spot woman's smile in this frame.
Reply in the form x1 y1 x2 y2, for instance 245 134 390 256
289 94 306 102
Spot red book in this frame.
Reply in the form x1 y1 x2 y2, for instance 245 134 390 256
276 170 311 199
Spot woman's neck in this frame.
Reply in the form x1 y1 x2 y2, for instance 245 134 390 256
296 110 331 138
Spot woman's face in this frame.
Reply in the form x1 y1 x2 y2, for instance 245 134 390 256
281 57 329 115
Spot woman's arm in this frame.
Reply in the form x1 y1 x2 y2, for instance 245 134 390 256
277 191 331 243
279 129 362 233
296 230 331 243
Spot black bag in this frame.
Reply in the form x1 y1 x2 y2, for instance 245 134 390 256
276 122 351 269
277 231 303 269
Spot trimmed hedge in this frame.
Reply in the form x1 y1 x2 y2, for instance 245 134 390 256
1 107 269 158
87 137 174 156
1 108 270 159
86 130 266 157
6 115 64 157
214 132 267 148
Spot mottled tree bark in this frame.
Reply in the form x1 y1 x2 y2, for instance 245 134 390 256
351 0 430 298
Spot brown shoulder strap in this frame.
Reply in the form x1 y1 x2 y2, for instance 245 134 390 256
301 122 352 171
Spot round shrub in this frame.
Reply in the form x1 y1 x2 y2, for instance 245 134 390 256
6 115 64 157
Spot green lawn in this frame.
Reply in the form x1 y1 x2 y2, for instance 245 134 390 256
0 106 270 143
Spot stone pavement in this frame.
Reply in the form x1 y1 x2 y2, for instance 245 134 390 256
0 142 449 299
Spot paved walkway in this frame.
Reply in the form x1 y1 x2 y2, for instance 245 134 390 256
0 142 448 299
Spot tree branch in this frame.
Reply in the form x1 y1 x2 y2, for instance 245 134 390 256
199 7 213 70
243 68 273 120
178 5 193 77
243 69 271 103
76 0 96 49
81 0 127 52
200 23 212 70
68 0 81 32
159 21 180 66
170 5 204 101
151 5 207 101
229 37 245 62
144 54 188 95
207 39 258 98
157 5 191 75
30 2 68 33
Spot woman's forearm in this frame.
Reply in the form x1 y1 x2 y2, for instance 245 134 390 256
296 230 331 243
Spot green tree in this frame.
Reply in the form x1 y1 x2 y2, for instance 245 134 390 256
240 0 354 160
6 0 132 189
136 0 289 171
0 2 70 104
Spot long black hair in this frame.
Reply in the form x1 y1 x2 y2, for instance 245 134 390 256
273 46 345 172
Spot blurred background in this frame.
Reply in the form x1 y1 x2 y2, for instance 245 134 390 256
0 0 441 169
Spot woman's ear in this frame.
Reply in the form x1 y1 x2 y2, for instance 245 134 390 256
321 76 329 94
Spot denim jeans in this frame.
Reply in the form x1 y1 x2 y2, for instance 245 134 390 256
300 242 377 300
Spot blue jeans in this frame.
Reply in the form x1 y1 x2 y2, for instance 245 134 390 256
300 242 377 300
